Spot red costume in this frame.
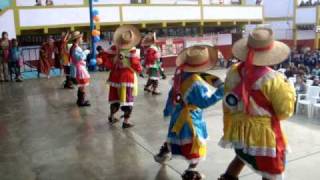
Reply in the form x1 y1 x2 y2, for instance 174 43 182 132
105 45 142 106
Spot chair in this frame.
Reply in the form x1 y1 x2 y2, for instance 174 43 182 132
312 97 320 119
306 79 313 86
296 86 320 118
288 77 296 87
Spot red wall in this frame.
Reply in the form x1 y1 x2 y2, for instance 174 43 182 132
280 40 294 48
217 45 232 59
297 40 314 50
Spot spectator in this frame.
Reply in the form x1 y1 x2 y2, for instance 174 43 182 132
46 0 54 6
312 77 320 86
35 0 42 6
0 31 11 82
295 75 307 94
311 64 320 76
9 39 22 82
96 46 109 71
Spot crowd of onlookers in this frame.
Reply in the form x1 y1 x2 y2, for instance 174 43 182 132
299 0 320 7
276 49 320 94
35 0 54 6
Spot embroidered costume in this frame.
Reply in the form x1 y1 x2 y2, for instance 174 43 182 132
154 45 224 180
219 27 296 180
141 33 163 95
69 31 91 107
107 25 142 129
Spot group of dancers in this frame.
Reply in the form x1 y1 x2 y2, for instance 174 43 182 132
60 25 296 180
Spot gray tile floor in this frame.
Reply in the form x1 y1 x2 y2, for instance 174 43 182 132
0 69 319 180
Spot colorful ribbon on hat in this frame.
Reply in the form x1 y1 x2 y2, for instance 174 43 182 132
241 43 274 114
172 59 210 105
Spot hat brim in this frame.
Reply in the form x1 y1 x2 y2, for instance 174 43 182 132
70 33 83 41
113 25 141 49
176 45 218 72
232 38 290 66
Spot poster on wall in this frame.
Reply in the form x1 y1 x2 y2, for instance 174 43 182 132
157 38 184 57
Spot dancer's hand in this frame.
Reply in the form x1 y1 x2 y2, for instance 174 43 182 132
212 77 224 88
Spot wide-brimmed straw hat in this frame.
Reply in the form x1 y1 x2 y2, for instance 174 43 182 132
113 25 141 49
70 31 83 41
232 27 290 66
141 32 156 47
176 45 218 72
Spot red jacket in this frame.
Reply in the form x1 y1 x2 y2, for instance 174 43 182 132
107 46 142 86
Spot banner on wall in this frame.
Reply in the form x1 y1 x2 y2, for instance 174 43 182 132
185 34 232 47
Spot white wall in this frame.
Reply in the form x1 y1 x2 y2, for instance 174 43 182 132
296 7 317 24
122 6 201 22
17 0 84 6
151 0 198 4
203 6 263 20
19 7 120 27
245 21 293 40
263 0 294 18
0 10 16 38
297 30 316 40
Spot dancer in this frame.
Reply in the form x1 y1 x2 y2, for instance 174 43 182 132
154 45 224 180
59 32 74 89
39 37 57 79
69 31 91 107
106 25 142 128
141 32 162 95
218 27 296 180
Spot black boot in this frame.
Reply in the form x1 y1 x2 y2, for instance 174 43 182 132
76 89 81 105
77 91 91 107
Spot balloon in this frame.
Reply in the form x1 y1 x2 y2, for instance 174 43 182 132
92 30 100 36
93 36 100 42
93 16 100 22
92 9 99 17
96 57 103 65
90 58 97 66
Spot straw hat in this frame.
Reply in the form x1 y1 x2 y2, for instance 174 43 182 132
113 25 141 49
141 32 156 47
232 27 290 66
70 31 83 41
176 45 218 72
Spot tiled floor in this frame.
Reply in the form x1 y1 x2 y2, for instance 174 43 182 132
0 69 319 180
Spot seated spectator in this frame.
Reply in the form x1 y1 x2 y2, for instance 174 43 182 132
295 75 307 94
285 64 298 78
312 64 320 76
96 46 109 72
312 77 320 86
46 0 54 6
35 0 42 6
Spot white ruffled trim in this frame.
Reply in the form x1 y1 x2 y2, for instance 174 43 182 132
77 83 89 87
219 140 277 157
237 155 285 180
149 77 160 80
108 82 135 88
